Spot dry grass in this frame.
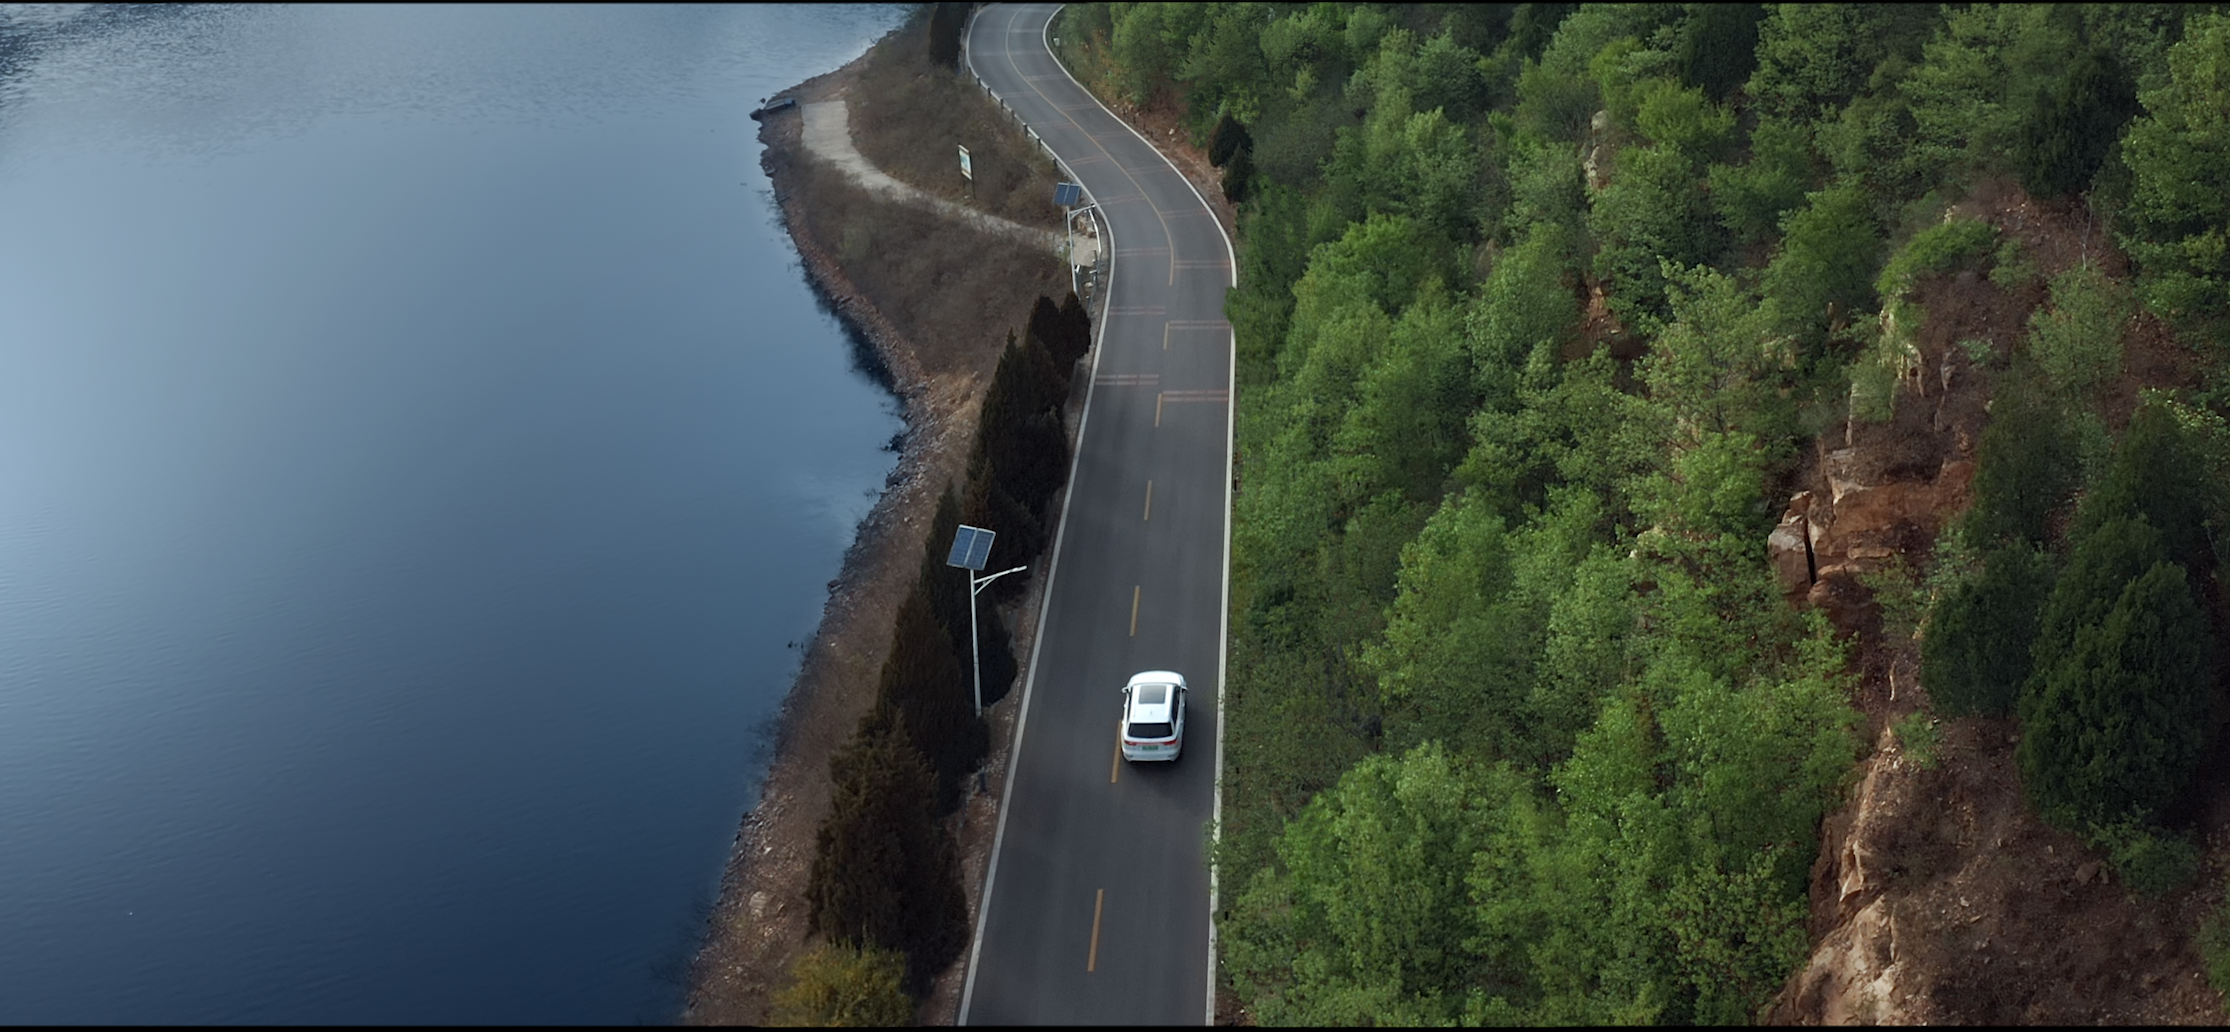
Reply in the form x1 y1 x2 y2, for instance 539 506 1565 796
781 149 1067 381
849 11 1064 230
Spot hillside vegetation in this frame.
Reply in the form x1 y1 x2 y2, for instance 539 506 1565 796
1054 2 2230 1023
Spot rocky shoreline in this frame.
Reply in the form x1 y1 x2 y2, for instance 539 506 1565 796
680 46 1065 1027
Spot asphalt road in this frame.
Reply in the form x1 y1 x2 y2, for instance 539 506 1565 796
958 5 1235 1026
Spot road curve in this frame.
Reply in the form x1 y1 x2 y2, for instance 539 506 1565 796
959 4 1235 1026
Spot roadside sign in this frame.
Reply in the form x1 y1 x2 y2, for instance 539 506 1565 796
1054 182 1082 207
958 144 973 181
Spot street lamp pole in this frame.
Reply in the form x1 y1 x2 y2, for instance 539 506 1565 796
946 524 1024 718
967 564 1027 717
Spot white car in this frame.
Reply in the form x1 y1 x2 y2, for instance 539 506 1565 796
1119 670 1188 762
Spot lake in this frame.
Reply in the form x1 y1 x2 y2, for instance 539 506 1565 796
0 4 903 1022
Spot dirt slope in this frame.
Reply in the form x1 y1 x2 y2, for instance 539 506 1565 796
1766 179 2225 1025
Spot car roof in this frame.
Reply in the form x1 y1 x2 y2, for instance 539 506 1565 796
1129 699 1173 722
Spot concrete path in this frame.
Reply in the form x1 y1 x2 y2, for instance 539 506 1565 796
800 100 1065 256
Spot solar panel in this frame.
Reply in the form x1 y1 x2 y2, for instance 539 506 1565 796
1054 182 1083 207
947 525 995 571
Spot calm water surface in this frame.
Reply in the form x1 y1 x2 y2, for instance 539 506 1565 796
0 4 904 1022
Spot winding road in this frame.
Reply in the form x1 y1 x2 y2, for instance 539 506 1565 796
959 5 1235 1026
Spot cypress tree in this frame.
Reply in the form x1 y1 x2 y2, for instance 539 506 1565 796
1921 544 2053 717
1964 381 2080 549
1026 295 1073 398
920 485 973 666
977 334 1069 518
805 720 970 996
2017 47 2140 200
875 585 987 814
2033 515 2170 678
925 2 967 72
1207 112 1252 168
963 452 1042 604
1056 291 1093 371
2075 402 2220 582
1222 145 1253 204
2017 560 2213 828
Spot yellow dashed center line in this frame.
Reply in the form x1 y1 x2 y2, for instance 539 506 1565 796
1143 480 1153 521
1155 391 1163 427
1087 889 1106 972
1129 585 1140 637
1111 740 1122 783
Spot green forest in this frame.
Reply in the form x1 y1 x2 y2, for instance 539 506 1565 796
1050 2 2230 1024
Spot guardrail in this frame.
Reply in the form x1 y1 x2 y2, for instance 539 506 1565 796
961 9 1110 315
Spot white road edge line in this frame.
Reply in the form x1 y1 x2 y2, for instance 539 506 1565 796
1026 7 1240 1026
957 5 1120 1024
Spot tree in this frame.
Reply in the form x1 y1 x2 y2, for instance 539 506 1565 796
766 942 914 1027
2026 262 2132 403
1025 294 1082 397
1921 544 2053 717
1221 742 1530 1026
1208 111 1254 167
1056 290 1093 371
1676 2 1768 103
1708 117 1814 245
1361 492 1534 760
974 332 1069 519
2118 12 2230 328
2076 401 2222 576
1587 144 1715 323
1963 380 2080 548
2018 559 2213 829
2033 516 2172 678
1760 182 1882 352
2018 46 2140 199
1222 144 1253 204
873 585 985 814
1745 4 1934 124
805 721 969 995
925 2 967 72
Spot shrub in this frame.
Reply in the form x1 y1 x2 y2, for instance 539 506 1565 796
1921 544 2052 717
1893 711 1939 771
2086 819 2202 899
2201 894 2230 1008
766 942 914 1027
1876 217 1999 298
2027 262 2132 402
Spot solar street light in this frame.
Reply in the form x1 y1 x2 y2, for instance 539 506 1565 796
947 524 1026 717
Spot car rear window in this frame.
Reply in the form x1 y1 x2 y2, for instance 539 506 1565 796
1127 721 1173 739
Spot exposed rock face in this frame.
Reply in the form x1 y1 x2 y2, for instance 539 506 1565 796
1766 445 1975 635
1772 728 1924 1025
